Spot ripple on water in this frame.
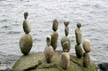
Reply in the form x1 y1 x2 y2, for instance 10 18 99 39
0 0 108 68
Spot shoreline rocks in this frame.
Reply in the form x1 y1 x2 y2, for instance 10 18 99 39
12 51 97 71
51 19 59 50
98 63 108 71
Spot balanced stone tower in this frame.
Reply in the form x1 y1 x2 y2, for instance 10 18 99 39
19 12 33 55
44 36 54 63
83 38 91 68
61 21 71 52
75 23 83 58
51 19 59 50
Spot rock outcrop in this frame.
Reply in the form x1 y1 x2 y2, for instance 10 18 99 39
12 51 97 71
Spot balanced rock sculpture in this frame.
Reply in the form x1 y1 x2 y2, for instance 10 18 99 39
61 21 71 52
44 36 54 63
61 52 70 70
83 38 91 68
19 12 33 55
51 19 59 50
75 23 83 58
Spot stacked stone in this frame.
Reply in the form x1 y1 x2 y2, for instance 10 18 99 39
19 12 33 55
83 39 91 68
51 19 59 50
61 21 71 52
44 36 54 63
75 23 83 58
61 21 70 70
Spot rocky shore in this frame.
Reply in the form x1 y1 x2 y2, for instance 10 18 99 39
12 51 97 71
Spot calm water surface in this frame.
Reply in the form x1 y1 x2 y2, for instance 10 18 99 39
0 0 108 67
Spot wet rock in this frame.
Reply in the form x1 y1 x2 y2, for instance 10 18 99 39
98 63 108 71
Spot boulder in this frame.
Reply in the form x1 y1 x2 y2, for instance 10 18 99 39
98 63 108 71
12 51 97 71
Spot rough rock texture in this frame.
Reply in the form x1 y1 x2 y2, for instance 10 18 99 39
12 51 97 71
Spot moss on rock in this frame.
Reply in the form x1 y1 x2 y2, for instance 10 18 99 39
12 51 97 71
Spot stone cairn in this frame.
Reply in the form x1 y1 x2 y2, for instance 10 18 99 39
61 21 71 52
44 36 54 63
18 13 93 69
61 21 70 69
83 39 91 68
19 12 33 55
75 23 83 58
51 19 59 50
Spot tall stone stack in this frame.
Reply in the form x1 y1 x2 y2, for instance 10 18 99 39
75 23 83 58
61 21 70 70
44 36 54 63
83 39 91 68
19 12 33 55
61 21 71 52
51 19 59 50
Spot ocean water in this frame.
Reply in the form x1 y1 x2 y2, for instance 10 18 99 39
0 0 108 68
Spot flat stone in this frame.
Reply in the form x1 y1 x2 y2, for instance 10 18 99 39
12 52 44 71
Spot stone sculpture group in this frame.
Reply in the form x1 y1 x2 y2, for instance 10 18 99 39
19 12 92 70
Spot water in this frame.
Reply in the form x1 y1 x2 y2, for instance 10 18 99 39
0 0 108 68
